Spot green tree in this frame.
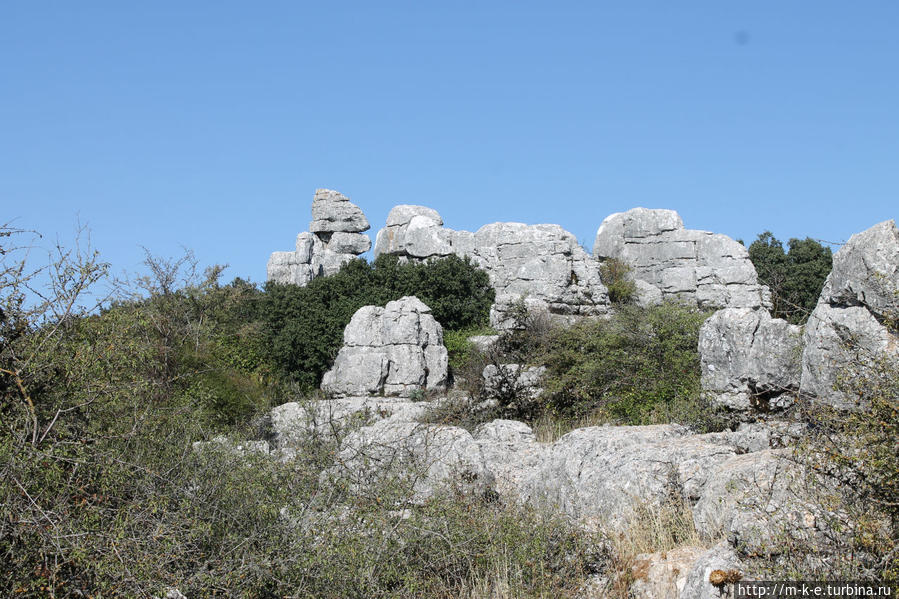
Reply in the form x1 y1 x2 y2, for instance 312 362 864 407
748 232 832 324
261 254 494 389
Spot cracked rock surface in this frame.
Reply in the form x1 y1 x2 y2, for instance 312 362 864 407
801 219 899 409
267 189 371 286
374 204 610 328
593 207 769 310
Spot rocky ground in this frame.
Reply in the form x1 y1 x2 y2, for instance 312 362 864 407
258 190 898 598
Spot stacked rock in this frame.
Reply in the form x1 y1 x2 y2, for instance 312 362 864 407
374 205 610 329
594 207 769 310
321 296 448 398
801 219 899 409
267 189 371 286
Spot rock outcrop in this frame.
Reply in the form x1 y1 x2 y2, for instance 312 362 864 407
329 418 495 502
800 220 899 409
481 364 546 401
267 189 371 286
699 308 802 412
265 397 427 448
680 542 746 599
473 420 547 500
630 546 707 599
528 425 736 531
692 449 818 555
321 296 448 398
594 208 769 310
374 205 610 328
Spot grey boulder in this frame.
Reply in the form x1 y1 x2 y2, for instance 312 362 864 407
594 208 769 310
699 308 802 412
309 188 371 233
800 220 899 409
321 297 448 398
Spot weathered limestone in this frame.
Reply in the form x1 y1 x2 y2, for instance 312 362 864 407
699 308 802 412
692 450 819 555
473 420 547 501
374 205 610 328
267 189 371 286
321 297 448 398
594 208 769 310
630 546 707 599
309 188 371 233
800 220 899 408
328 419 495 502
482 364 546 401
528 425 736 531
264 397 427 448
680 542 746 599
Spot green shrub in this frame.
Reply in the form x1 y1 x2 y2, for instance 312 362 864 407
539 301 718 427
599 257 637 305
748 232 832 324
443 325 497 375
261 255 494 389
2 231 592 598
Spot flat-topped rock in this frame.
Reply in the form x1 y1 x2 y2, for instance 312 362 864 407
309 188 370 233
594 208 769 311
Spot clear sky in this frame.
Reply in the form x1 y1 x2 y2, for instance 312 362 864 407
2 1 897 284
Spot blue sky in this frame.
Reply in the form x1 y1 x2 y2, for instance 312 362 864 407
2 1 897 284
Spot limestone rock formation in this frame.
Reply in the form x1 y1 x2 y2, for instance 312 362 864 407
699 308 802 412
321 296 448 398
680 542 746 599
374 205 610 328
692 450 818 555
329 418 495 502
265 397 427 448
267 189 371 286
594 207 769 310
629 546 706 599
801 219 899 408
309 188 371 233
473 420 547 501
528 425 736 531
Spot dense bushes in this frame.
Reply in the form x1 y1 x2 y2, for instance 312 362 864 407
539 301 717 427
1 231 593 597
261 254 494 389
747 232 832 324
446 299 720 431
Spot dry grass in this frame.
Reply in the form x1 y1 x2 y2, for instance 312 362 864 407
602 494 710 598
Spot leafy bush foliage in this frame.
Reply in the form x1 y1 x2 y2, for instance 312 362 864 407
538 301 717 427
1 229 593 598
599 257 637 305
748 232 832 324
261 254 494 389
442 325 496 376
444 299 721 430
